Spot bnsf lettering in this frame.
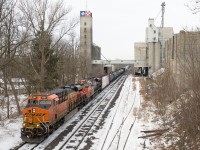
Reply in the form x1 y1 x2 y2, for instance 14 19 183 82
25 113 46 117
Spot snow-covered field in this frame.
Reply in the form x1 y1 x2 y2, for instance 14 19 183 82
0 75 162 150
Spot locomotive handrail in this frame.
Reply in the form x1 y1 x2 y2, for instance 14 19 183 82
37 117 49 136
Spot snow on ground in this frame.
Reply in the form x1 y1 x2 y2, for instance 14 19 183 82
0 95 27 150
0 118 22 149
0 75 162 150
89 75 161 150
151 68 165 80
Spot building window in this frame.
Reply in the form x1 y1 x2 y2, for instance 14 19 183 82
84 28 86 32
154 30 156 34
149 24 152 27
172 35 174 59
84 22 87 26
146 47 148 59
84 41 87 45
84 35 87 38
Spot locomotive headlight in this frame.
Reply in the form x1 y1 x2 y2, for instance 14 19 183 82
23 123 26 127
36 124 40 127
32 108 36 113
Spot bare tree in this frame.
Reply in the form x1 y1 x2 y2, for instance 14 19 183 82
19 0 78 91
0 0 18 69
153 30 200 149
186 0 200 14
55 32 80 85
0 0 28 117
173 31 200 149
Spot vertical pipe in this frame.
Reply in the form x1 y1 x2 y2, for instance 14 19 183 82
161 2 165 68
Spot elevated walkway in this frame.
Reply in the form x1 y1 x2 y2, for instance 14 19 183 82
92 60 148 68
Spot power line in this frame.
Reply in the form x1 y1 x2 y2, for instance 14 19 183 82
155 9 162 22
101 52 109 62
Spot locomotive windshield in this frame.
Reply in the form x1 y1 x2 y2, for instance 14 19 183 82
40 100 51 105
25 99 38 108
39 100 51 109
28 99 38 105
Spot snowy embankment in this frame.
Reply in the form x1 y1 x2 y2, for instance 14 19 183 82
0 95 27 150
0 75 162 150
0 118 22 149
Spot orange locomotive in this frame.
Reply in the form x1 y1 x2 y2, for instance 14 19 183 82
21 85 86 143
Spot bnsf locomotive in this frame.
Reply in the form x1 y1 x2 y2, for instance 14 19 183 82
21 68 126 143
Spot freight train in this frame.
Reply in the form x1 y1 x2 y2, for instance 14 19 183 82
21 67 126 143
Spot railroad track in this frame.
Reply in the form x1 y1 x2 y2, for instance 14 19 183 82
55 74 128 150
101 76 135 150
99 76 141 150
11 141 41 150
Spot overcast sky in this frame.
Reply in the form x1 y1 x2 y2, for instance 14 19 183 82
67 0 200 60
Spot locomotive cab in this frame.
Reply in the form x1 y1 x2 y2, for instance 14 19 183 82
21 94 57 143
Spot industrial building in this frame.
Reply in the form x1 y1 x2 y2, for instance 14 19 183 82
134 18 173 75
165 30 200 88
79 11 102 77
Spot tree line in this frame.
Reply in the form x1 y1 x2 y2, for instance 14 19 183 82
0 0 85 118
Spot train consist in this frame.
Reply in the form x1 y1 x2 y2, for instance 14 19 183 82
21 67 126 143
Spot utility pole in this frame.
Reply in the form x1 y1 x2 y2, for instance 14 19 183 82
161 2 165 68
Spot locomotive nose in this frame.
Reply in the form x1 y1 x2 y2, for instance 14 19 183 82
26 131 34 138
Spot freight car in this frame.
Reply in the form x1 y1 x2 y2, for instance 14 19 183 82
21 67 126 143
